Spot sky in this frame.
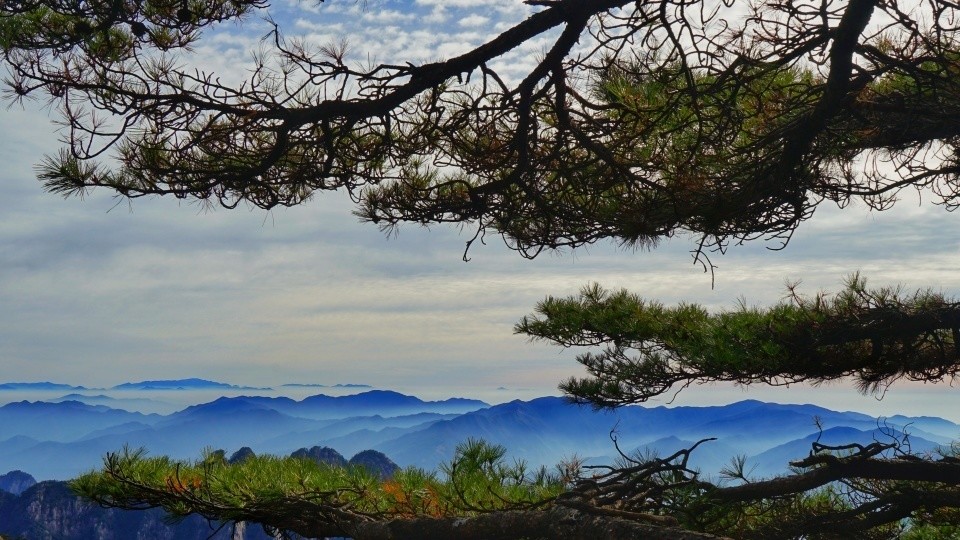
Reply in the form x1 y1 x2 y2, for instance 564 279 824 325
2 0 960 417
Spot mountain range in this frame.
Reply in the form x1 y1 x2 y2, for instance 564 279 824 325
1 385 956 540
0 382 94 391
0 387 955 482
109 378 271 391
0 378 373 393
370 397 953 477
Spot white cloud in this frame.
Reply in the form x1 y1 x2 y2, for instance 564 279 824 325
415 0 488 7
294 18 345 32
361 9 417 23
424 6 448 24
1 1 958 419
459 14 490 28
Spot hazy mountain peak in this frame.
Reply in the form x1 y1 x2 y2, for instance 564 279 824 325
0 382 94 391
0 470 36 496
291 446 347 467
111 378 270 391
349 450 400 480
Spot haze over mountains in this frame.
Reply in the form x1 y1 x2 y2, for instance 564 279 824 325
1 379 956 482
0 379 960 480
0 378 372 392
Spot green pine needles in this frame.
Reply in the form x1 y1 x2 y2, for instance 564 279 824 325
71 440 569 536
517 275 960 406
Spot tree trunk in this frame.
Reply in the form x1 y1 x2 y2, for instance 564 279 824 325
338 507 730 540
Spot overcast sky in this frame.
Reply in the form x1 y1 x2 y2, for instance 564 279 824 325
2 0 959 417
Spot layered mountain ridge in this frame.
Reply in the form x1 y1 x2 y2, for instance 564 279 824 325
0 388 954 482
1 385 956 540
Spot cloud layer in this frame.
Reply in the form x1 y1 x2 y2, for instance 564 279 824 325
1 1 958 413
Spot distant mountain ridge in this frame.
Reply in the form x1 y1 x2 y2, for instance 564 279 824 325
184 390 489 421
281 383 372 388
0 390 489 479
110 378 270 391
0 385 956 539
0 400 162 442
0 378 377 393
0 389 954 482
50 394 167 411
0 382 96 391
371 397 956 477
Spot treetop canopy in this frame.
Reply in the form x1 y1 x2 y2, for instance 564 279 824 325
3 0 960 258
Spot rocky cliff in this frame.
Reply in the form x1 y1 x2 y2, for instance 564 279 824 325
0 479 273 540
0 471 36 496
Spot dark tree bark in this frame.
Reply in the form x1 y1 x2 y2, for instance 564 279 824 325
340 507 730 540
713 452 960 503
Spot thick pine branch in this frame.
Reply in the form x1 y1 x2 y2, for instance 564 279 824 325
75 437 960 539
7 1 960 255
73 445 727 540
332 507 729 540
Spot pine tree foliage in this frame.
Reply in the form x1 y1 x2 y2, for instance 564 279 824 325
73 441 722 540
73 435 960 540
5 0 960 256
72 441 565 520
518 275 960 406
